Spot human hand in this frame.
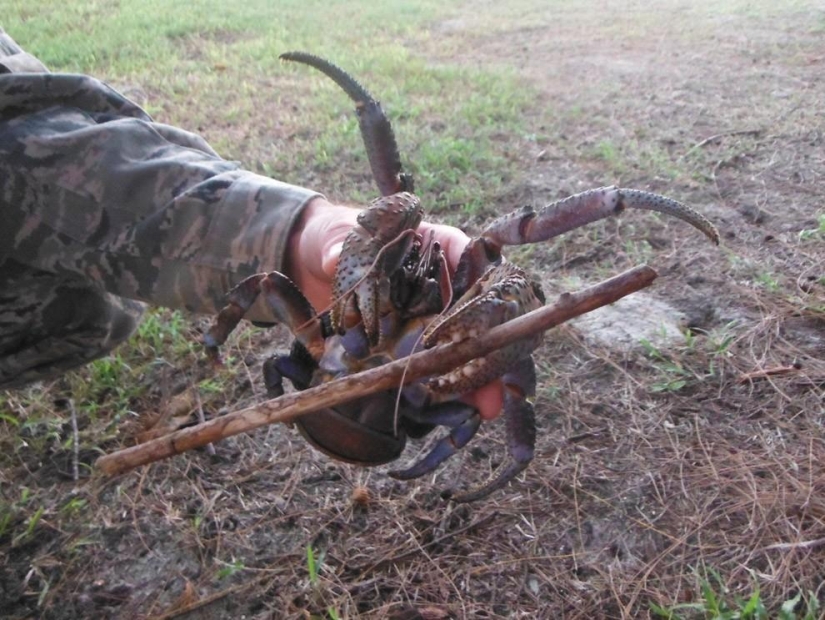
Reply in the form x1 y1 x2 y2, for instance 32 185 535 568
287 196 503 421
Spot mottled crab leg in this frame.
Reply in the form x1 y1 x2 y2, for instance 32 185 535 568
392 356 539 501
487 186 719 247
280 51 413 197
454 186 720 297
204 272 325 361
330 193 423 344
204 273 269 357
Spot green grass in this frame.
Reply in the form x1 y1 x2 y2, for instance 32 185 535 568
798 212 825 241
651 568 822 620
216 558 246 580
5 0 533 219
5 0 447 74
305 545 340 619
0 308 207 476
0 486 48 548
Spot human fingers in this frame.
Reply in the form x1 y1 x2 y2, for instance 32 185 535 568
461 380 504 421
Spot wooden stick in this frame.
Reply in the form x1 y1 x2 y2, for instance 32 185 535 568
96 265 657 476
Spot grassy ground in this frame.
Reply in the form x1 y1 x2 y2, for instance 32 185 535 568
2 0 824 618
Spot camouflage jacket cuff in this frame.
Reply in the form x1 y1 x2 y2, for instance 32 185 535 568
215 173 321 278
0 28 49 74
141 172 321 320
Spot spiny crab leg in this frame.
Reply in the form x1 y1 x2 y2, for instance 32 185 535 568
454 186 720 296
280 51 413 196
451 357 537 503
204 272 324 362
485 186 719 248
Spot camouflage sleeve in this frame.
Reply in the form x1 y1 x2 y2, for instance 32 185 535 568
0 36 320 322
0 28 49 73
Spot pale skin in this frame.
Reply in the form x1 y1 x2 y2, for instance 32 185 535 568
287 197 504 422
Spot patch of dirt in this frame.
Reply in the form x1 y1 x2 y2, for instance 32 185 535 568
569 292 687 350
3 2 825 619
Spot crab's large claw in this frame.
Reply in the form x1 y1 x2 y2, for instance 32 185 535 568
453 186 720 297
388 401 481 480
385 264 543 499
205 271 325 361
280 51 413 197
330 193 423 344
424 262 545 392
389 355 538 502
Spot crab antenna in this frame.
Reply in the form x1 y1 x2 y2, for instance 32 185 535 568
280 51 413 197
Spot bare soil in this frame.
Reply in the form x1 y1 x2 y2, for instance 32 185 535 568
2 2 824 619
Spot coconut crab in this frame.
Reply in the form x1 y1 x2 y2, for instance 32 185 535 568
205 52 719 502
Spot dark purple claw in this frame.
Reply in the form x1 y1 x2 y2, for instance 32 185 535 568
451 357 537 502
389 402 481 480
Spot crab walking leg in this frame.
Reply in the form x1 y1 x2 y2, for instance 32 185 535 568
451 356 538 503
280 51 412 196
263 351 316 396
205 271 323 360
454 186 719 297
483 186 720 247
388 402 482 480
204 273 267 355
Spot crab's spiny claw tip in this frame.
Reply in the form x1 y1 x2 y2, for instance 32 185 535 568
279 51 374 105
619 188 720 245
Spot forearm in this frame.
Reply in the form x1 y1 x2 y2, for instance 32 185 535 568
104 170 321 318
4 159 319 319
1 70 320 320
